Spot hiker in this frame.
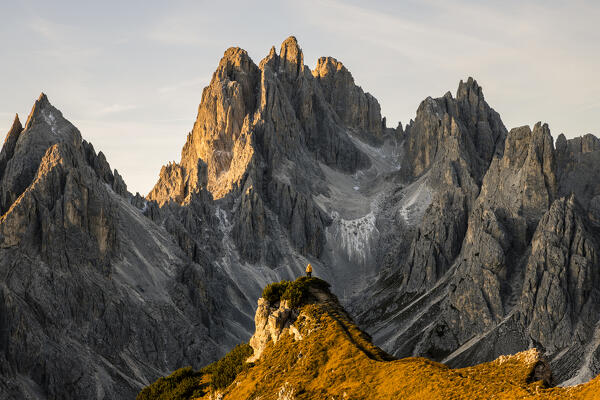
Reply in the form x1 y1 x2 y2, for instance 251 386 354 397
306 263 313 277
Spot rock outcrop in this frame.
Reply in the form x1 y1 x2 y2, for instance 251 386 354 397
247 297 301 362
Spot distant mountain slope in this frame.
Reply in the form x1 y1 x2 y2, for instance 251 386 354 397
0 95 247 399
354 100 600 384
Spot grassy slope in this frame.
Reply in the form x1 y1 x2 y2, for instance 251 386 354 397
213 285 600 399
140 278 600 399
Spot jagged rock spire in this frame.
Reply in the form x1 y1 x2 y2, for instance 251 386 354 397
2 114 22 148
24 92 51 130
0 114 23 183
279 36 304 77
457 76 484 101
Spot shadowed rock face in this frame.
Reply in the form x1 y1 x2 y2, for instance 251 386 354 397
354 89 600 384
520 196 600 354
401 78 506 185
312 56 384 144
0 96 249 400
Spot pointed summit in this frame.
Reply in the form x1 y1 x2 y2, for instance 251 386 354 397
5 114 22 143
0 114 24 181
259 45 279 70
313 56 347 78
279 36 304 77
215 47 258 83
220 47 252 66
4 113 23 147
457 77 484 101
24 92 52 130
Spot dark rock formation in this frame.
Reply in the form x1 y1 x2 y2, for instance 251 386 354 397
520 196 600 374
355 108 600 385
0 96 248 400
401 78 506 185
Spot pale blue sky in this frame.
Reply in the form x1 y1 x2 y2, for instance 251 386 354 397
1 1 599 194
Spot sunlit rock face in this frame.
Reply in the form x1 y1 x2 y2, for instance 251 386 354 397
147 35 399 295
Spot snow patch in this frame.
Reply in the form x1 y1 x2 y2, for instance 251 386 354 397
41 109 58 135
329 211 378 266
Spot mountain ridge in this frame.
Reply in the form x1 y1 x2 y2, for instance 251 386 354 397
1 36 600 398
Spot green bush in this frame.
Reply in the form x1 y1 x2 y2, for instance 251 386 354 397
281 283 304 308
136 366 207 400
201 343 254 389
262 277 331 308
262 280 290 303
136 343 254 399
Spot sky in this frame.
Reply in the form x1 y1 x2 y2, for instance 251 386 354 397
1 1 599 195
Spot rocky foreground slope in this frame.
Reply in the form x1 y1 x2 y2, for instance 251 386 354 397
139 278 600 399
2 36 600 398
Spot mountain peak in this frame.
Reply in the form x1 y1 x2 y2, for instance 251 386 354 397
24 92 52 130
221 46 251 64
3 113 23 145
313 56 347 78
215 47 257 82
0 114 24 182
280 35 300 54
457 76 483 101
279 35 304 76
7 114 22 137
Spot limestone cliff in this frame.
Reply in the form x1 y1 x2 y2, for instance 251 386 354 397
0 95 248 400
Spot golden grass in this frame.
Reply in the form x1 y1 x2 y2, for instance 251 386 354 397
208 296 600 400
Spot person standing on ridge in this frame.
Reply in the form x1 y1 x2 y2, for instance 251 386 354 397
306 263 312 277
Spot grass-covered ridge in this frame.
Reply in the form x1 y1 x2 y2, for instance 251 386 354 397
262 276 331 307
214 281 600 399
139 276 600 399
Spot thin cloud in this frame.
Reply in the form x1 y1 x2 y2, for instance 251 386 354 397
157 76 210 94
147 13 214 46
96 104 138 115
27 16 64 40
26 16 100 60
